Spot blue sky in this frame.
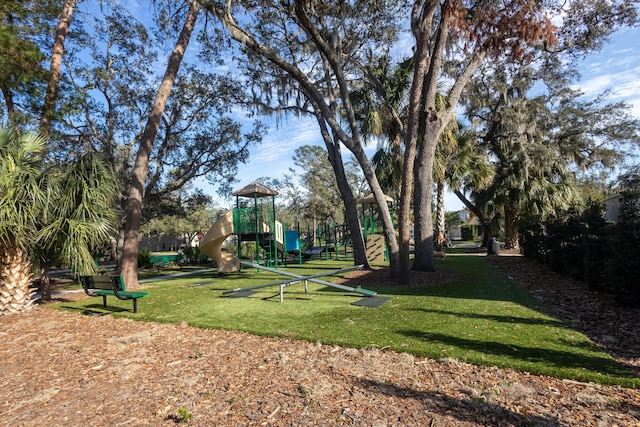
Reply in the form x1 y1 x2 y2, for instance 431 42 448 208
84 1 639 212
576 27 640 119
192 22 640 211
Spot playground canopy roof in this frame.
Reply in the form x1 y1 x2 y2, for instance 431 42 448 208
232 181 279 198
358 193 393 205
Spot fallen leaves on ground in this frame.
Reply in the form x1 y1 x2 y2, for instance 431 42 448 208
1 255 639 426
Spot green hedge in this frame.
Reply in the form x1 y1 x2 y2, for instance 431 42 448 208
519 193 640 307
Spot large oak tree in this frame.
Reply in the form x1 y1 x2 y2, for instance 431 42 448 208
119 1 201 288
201 1 408 273
201 0 559 283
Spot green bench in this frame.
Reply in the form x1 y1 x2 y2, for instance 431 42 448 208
154 261 170 272
80 275 149 313
150 254 181 272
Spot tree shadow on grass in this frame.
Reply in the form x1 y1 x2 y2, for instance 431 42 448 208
410 307 566 327
350 376 560 426
398 330 636 379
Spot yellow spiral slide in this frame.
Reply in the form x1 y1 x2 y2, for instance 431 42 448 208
199 210 240 273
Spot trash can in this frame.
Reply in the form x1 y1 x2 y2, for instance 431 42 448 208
491 238 500 256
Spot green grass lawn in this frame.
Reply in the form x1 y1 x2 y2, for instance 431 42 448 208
52 255 639 388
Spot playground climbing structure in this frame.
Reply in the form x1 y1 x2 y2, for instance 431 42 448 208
200 182 286 272
231 182 283 268
199 182 397 272
358 193 394 264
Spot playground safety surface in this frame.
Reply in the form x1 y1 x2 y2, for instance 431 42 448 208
1 256 639 426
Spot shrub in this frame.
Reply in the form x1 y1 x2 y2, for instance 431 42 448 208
518 198 639 308
181 246 201 264
460 226 477 241
609 191 640 306
138 249 152 268
519 220 546 261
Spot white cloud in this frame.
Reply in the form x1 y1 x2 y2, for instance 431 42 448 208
575 27 640 113
250 117 321 164
579 66 640 101
209 115 326 195
614 70 640 99
578 74 614 95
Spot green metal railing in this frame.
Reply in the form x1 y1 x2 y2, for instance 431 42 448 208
233 208 258 233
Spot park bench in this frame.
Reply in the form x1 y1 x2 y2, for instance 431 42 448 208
80 275 149 313
153 261 170 272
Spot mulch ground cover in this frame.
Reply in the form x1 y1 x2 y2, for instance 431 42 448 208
0 255 638 426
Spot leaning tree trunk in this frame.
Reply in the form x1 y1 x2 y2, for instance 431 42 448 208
453 189 495 248
40 0 78 135
328 146 369 269
315 114 370 269
352 145 398 275
119 3 200 288
0 247 36 314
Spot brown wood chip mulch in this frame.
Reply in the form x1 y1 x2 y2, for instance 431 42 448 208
1 255 639 426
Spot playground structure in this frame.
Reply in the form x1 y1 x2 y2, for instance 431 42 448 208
359 193 395 263
294 193 395 263
295 222 353 261
198 182 396 272
199 182 296 272
196 182 393 305
359 193 394 239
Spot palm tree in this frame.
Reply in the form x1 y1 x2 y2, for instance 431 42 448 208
432 91 460 251
459 87 580 249
0 127 118 312
354 63 487 254
489 137 577 249
0 129 47 313
36 152 117 300
351 57 412 202
445 129 496 246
